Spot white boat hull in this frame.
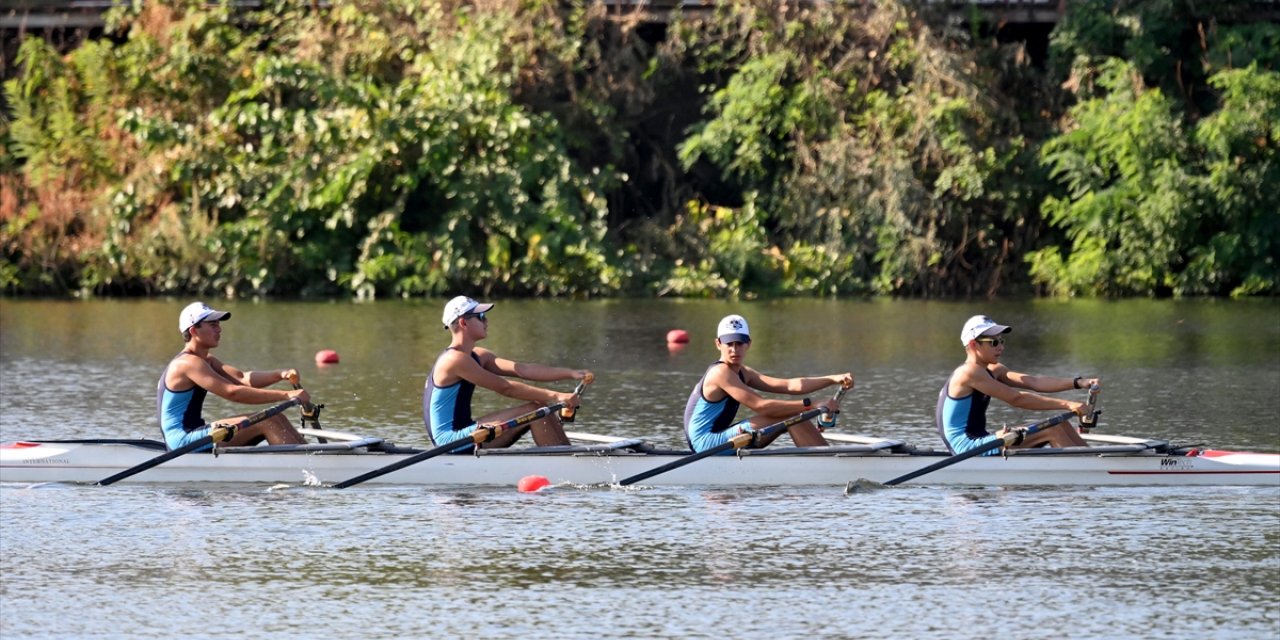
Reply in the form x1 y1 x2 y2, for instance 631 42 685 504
3 439 1278 487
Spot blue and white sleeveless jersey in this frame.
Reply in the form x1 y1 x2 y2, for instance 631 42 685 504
156 354 212 451
424 350 482 452
936 371 999 455
683 362 750 453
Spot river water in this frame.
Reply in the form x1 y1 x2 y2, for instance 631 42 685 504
2 298 1278 639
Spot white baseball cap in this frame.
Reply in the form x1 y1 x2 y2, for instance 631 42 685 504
442 295 495 328
716 314 751 343
179 301 231 333
960 314 1012 345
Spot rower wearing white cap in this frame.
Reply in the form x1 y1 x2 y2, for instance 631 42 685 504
424 295 590 451
938 314 1097 454
683 314 853 453
157 302 310 451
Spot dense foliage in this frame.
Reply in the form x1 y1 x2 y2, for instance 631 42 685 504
2 0 1276 298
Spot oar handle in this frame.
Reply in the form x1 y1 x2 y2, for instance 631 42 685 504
818 383 851 429
559 373 593 424
96 398 301 486
1079 384 1101 433
284 370 325 431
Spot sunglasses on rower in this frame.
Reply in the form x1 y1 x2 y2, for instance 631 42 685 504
463 312 487 323
975 337 1005 347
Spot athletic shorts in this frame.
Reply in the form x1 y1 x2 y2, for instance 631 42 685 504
942 430 1001 457
688 419 752 454
433 423 480 454
163 425 212 452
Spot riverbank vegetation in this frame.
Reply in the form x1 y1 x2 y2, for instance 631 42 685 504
2 0 1276 298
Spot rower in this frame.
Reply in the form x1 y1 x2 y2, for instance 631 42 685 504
683 314 853 453
937 314 1097 455
158 302 310 451
424 295 590 452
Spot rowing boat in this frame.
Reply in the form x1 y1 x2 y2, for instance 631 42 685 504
2 429 1276 487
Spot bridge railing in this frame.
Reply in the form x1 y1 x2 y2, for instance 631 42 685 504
4 1 1276 30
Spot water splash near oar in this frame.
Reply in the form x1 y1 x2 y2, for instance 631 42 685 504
843 478 885 495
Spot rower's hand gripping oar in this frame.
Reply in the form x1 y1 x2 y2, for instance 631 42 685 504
333 378 589 489
618 383 851 487
285 370 324 430
882 410 1078 487
559 373 593 423
96 398 302 486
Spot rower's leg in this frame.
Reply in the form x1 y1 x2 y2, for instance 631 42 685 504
474 404 572 448
787 421 830 447
743 417 829 448
1015 421 1087 449
220 414 307 447
745 416 786 447
527 414 571 447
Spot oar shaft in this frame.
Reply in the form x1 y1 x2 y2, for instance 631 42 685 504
618 405 828 487
97 398 300 486
332 440 472 488
333 401 566 489
616 440 734 486
883 411 1075 486
882 438 1005 487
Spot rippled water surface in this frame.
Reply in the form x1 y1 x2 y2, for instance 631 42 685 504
2 298 1278 638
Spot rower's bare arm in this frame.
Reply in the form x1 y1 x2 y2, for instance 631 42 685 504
1005 370 1077 393
485 353 579 382
512 362 587 382
185 359 298 405
244 368 296 388
754 371 852 394
726 370 807 417
207 356 243 384
971 372 1082 414
459 355 566 406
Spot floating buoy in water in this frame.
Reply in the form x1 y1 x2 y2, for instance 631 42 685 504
517 475 551 493
314 349 340 365
666 329 690 344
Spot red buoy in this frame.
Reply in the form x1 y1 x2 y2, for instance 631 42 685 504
517 475 551 493
666 329 690 344
314 349 340 365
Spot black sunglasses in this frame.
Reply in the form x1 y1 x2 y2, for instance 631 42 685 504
463 312 487 323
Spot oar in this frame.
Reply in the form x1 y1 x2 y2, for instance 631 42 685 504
1079 383 1101 432
558 374 593 423
285 370 323 430
97 398 301 486
618 385 850 487
881 411 1076 486
333 400 570 489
